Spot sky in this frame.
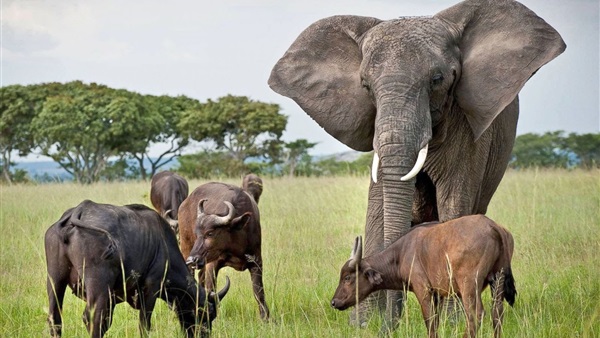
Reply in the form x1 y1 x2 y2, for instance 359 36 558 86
2 0 599 161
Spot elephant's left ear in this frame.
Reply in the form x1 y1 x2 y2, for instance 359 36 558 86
436 0 566 140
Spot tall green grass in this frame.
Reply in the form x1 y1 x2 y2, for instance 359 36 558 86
0 170 598 337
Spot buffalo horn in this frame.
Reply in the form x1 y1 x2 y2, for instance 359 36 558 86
209 276 231 303
348 236 363 270
215 201 235 225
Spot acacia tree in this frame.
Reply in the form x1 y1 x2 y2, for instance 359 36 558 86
0 83 62 183
124 94 199 180
179 95 287 175
31 82 148 184
283 139 317 177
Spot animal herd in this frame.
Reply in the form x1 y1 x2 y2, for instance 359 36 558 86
43 0 566 336
45 171 515 338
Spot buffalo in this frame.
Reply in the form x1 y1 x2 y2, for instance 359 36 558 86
150 171 189 236
331 215 516 338
241 173 263 204
45 200 230 338
179 181 269 320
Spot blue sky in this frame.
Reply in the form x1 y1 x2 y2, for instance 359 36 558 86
2 0 598 160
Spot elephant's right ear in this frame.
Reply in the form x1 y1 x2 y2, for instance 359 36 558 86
269 15 382 151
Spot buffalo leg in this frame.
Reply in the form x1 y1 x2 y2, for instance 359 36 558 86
460 289 483 338
138 289 158 337
414 287 438 338
46 276 67 337
249 261 269 320
83 278 114 338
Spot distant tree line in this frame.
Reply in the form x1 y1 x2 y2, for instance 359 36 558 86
1 82 597 184
510 131 600 169
0 81 370 184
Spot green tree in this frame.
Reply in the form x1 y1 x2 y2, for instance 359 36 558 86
31 82 146 183
564 132 600 168
177 150 246 179
0 83 62 183
127 94 199 180
283 139 317 177
510 131 570 169
179 95 287 176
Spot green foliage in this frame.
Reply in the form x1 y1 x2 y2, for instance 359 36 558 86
179 95 287 162
313 152 373 177
176 150 248 179
128 94 199 180
1 81 203 183
564 132 600 168
510 131 600 169
0 83 62 182
283 139 318 177
30 82 149 184
1 171 598 337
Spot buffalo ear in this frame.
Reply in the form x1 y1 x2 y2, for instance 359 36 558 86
436 0 565 140
268 15 381 151
231 212 251 231
364 268 383 285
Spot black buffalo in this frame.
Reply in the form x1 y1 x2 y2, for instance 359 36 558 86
45 200 229 338
150 171 189 235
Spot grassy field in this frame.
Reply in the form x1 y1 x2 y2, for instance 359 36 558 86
0 169 598 337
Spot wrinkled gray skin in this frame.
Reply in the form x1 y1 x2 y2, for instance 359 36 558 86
269 0 565 330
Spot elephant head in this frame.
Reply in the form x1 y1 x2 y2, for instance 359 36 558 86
269 0 564 327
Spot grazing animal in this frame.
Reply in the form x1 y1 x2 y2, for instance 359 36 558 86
179 181 269 320
241 173 263 204
331 215 516 338
45 200 230 338
150 171 189 236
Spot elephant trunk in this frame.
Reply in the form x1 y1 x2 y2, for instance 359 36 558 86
374 90 432 330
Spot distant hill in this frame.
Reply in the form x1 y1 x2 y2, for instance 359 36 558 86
13 151 364 181
314 150 364 162
14 158 179 182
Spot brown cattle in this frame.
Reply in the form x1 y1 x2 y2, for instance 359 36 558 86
331 215 516 338
150 171 189 235
179 181 269 320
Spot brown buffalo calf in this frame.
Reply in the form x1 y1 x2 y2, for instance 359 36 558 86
331 215 516 338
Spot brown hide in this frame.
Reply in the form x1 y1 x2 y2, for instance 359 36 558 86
178 181 269 320
332 215 515 338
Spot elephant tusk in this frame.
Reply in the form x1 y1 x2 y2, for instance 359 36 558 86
371 152 380 183
400 144 428 182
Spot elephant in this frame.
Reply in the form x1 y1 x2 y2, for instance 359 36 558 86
268 0 565 330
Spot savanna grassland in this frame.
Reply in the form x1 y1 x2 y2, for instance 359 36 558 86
1 169 598 337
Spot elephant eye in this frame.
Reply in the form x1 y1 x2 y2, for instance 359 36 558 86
431 73 444 86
